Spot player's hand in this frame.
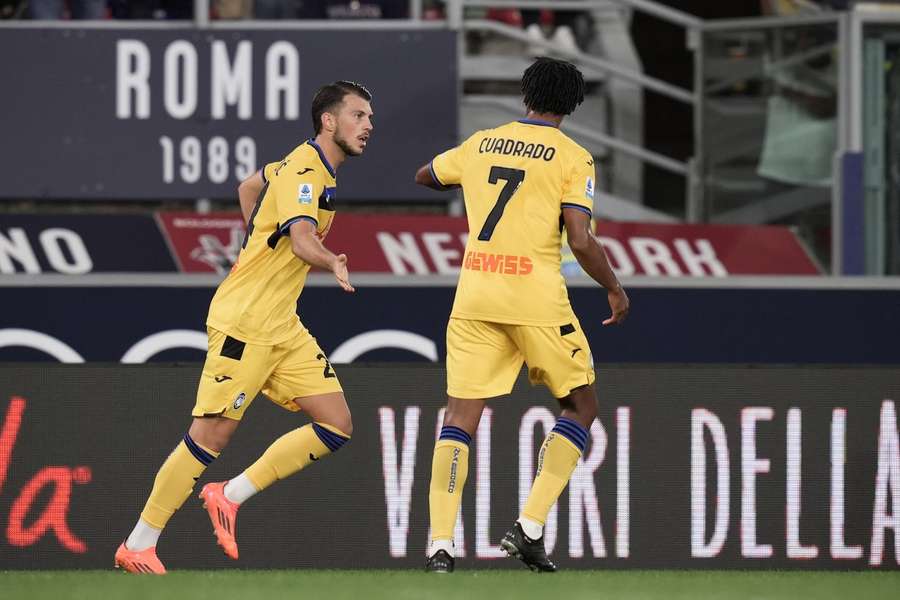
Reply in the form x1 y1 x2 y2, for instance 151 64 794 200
602 285 629 326
332 253 355 293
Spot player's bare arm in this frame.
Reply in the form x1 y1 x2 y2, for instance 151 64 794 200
289 219 355 293
237 170 265 223
414 162 460 191
563 207 629 325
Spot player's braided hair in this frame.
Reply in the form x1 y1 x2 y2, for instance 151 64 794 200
521 57 585 116
311 80 373 134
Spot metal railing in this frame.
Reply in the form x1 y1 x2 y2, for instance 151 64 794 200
192 0 427 25
462 18 695 104
463 95 687 176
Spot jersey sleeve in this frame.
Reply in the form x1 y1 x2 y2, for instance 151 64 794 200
430 133 477 187
560 150 596 216
270 163 327 235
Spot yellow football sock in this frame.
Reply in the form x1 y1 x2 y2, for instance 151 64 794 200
244 422 349 491
429 426 471 541
522 418 588 526
140 434 219 529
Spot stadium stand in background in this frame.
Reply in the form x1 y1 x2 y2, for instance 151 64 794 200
3 0 899 274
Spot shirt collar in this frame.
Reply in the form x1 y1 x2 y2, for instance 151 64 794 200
517 118 557 128
306 138 336 178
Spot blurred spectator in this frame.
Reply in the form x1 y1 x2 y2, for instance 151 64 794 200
29 0 106 18
322 0 408 19
760 0 851 13
522 5 592 55
255 0 406 19
109 0 191 18
0 0 27 18
215 0 252 19
254 0 302 18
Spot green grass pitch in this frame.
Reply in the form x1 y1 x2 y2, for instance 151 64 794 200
3 570 900 600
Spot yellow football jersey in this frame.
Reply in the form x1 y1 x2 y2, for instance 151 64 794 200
206 139 337 345
431 119 595 326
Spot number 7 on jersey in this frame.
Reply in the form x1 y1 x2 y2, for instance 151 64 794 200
477 166 526 241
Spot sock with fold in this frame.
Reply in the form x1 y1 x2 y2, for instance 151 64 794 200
520 417 588 537
243 422 350 492
428 425 471 557
128 433 220 551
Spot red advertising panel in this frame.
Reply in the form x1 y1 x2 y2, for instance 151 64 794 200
155 213 246 274
157 212 820 276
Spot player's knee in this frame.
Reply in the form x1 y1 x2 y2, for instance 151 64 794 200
442 398 484 434
561 385 598 425
189 416 238 452
576 391 599 424
321 413 353 438
578 401 598 425
338 416 353 438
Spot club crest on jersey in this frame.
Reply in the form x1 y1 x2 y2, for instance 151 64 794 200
298 183 313 204
585 176 594 200
233 392 246 410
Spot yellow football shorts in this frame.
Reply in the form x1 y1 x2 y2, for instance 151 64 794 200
193 325 343 421
446 317 595 400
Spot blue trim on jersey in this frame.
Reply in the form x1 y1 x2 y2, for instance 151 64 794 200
561 203 593 218
183 433 216 466
518 118 557 128
307 138 336 178
428 161 452 190
313 423 350 452
259 167 267 184
551 418 589 453
325 187 337 198
439 425 472 446
279 215 318 235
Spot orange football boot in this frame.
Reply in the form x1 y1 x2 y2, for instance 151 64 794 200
199 481 240 559
114 542 167 574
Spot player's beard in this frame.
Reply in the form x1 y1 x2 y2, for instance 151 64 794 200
334 128 363 157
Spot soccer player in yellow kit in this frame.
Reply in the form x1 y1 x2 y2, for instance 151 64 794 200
415 58 629 573
114 81 373 574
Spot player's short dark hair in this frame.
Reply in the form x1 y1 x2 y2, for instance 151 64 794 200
311 80 372 135
521 57 585 116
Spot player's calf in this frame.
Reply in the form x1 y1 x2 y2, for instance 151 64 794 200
514 413 591 571
200 420 351 558
426 422 473 572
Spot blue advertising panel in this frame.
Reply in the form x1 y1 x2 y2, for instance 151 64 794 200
0 214 176 274
0 28 456 201
0 284 897 364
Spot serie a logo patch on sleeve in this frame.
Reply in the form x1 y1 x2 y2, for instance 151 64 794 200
585 176 594 200
298 183 314 204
